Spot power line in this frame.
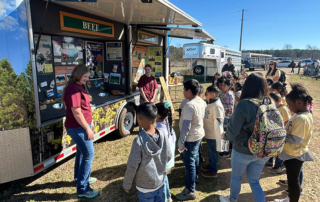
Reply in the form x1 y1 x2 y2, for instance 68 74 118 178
205 20 241 27
247 10 320 13
196 11 241 20
227 0 241 10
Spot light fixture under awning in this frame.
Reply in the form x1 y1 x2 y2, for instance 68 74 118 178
53 0 202 27
142 27 216 41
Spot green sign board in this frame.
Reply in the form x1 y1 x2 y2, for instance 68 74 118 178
60 11 114 37
138 31 158 44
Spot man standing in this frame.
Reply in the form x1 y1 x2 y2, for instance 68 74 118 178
297 61 302 75
137 64 158 103
290 60 296 73
222 57 235 76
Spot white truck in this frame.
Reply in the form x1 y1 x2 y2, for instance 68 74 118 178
183 43 242 79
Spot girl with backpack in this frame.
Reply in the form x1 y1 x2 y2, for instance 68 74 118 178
271 82 288 106
219 73 271 202
266 62 281 82
155 101 176 202
274 83 314 202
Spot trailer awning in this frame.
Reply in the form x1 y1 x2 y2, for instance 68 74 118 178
54 0 202 27
142 27 216 41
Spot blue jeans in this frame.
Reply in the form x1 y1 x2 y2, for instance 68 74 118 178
230 149 269 202
138 185 164 202
163 174 171 200
66 124 94 195
206 139 219 174
183 139 201 192
267 156 284 168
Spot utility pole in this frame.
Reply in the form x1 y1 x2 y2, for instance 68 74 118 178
239 9 244 51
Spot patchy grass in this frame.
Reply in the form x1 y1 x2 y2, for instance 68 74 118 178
1 70 320 202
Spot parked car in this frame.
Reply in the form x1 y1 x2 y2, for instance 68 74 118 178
301 59 319 66
277 60 292 67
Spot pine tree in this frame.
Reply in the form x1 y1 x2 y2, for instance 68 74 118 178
0 58 29 130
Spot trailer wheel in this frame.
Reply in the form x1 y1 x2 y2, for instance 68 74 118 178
116 106 136 138
249 67 254 71
193 65 204 75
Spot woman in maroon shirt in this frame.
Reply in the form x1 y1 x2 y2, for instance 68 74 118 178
62 64 99 198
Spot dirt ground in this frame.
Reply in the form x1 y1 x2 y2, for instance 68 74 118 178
1 68 319 202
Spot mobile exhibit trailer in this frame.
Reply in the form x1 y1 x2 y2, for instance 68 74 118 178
0 0 214 184
183 43 242 81
242 52 272 71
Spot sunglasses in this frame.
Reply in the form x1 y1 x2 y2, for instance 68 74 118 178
270 63 274 65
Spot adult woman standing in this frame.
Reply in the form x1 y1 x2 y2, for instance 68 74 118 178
266 62 281 82
62 64 99 198
219 72 270 202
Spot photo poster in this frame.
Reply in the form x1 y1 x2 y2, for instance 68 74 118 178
147 47 163 77
86 41 104 79
52 36 83 66
54 66 76 97
132 45 147 82
34 34 53 75
106 42 123 60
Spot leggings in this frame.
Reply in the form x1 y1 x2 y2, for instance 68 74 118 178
284 159 304 202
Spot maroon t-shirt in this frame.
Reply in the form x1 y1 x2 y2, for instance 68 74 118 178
64 83 92 128
137 75 158 100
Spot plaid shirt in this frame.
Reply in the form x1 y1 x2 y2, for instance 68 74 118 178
220 91 235 119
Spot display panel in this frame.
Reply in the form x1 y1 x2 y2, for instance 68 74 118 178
52 35 83 66
132 45 147 82
86 41 104 79
147 47 163 77
34 35 53 75
106 42 122 60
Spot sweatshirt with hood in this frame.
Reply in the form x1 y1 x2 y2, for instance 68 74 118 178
123 128 172 191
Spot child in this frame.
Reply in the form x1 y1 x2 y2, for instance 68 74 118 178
176 79 206 201
267 93 291 174
267 78 274 86
274 83 314 202
219 78 235 158
271 82 288 105
234 82 243 106
201 85 224 178
179 85 204 116
217 77 225 90
155 101 176 202
212 72 221 86
123 103 172 201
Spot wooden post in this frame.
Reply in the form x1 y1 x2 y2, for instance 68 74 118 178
159 76 175 115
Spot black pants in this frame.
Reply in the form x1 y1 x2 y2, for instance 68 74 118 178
284 159 304 202
291 67 295 73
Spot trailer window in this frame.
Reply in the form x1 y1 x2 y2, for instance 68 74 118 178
210 49 215 54
221 52 225 58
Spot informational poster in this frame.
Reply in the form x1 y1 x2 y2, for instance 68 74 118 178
132 45 147 82
147 47 163 77
55 66 76 86
52 36 83 66
34 34 53 75
106 42 122 60
86 41 104 79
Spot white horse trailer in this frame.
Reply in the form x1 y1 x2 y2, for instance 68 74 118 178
183 43 242 81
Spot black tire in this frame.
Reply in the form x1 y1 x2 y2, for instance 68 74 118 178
193 65 204 75
116 105 136 138
249 67 254 71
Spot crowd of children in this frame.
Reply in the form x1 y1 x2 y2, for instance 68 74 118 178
122 67 314 202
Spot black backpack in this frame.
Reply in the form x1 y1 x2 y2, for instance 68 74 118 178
279 70 286 82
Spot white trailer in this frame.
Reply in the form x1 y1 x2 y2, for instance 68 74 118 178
242 52 272 71
183 43 242 81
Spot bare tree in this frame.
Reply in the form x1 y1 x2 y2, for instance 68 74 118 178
283 44 293 59
306 44 318 59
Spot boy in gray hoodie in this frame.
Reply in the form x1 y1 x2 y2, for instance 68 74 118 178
123 102 172 201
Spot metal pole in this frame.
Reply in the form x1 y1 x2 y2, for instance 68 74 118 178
239 9 244 51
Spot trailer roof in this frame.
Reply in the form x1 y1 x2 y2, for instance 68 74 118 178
54 0 202 27
142 27 216 41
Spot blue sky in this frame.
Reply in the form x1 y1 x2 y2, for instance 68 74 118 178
170 0 320 50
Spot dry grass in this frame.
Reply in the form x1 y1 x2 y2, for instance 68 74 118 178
1 68 320 202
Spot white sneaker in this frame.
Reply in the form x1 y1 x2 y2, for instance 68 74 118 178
274 196 290 202
219 195 231 202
